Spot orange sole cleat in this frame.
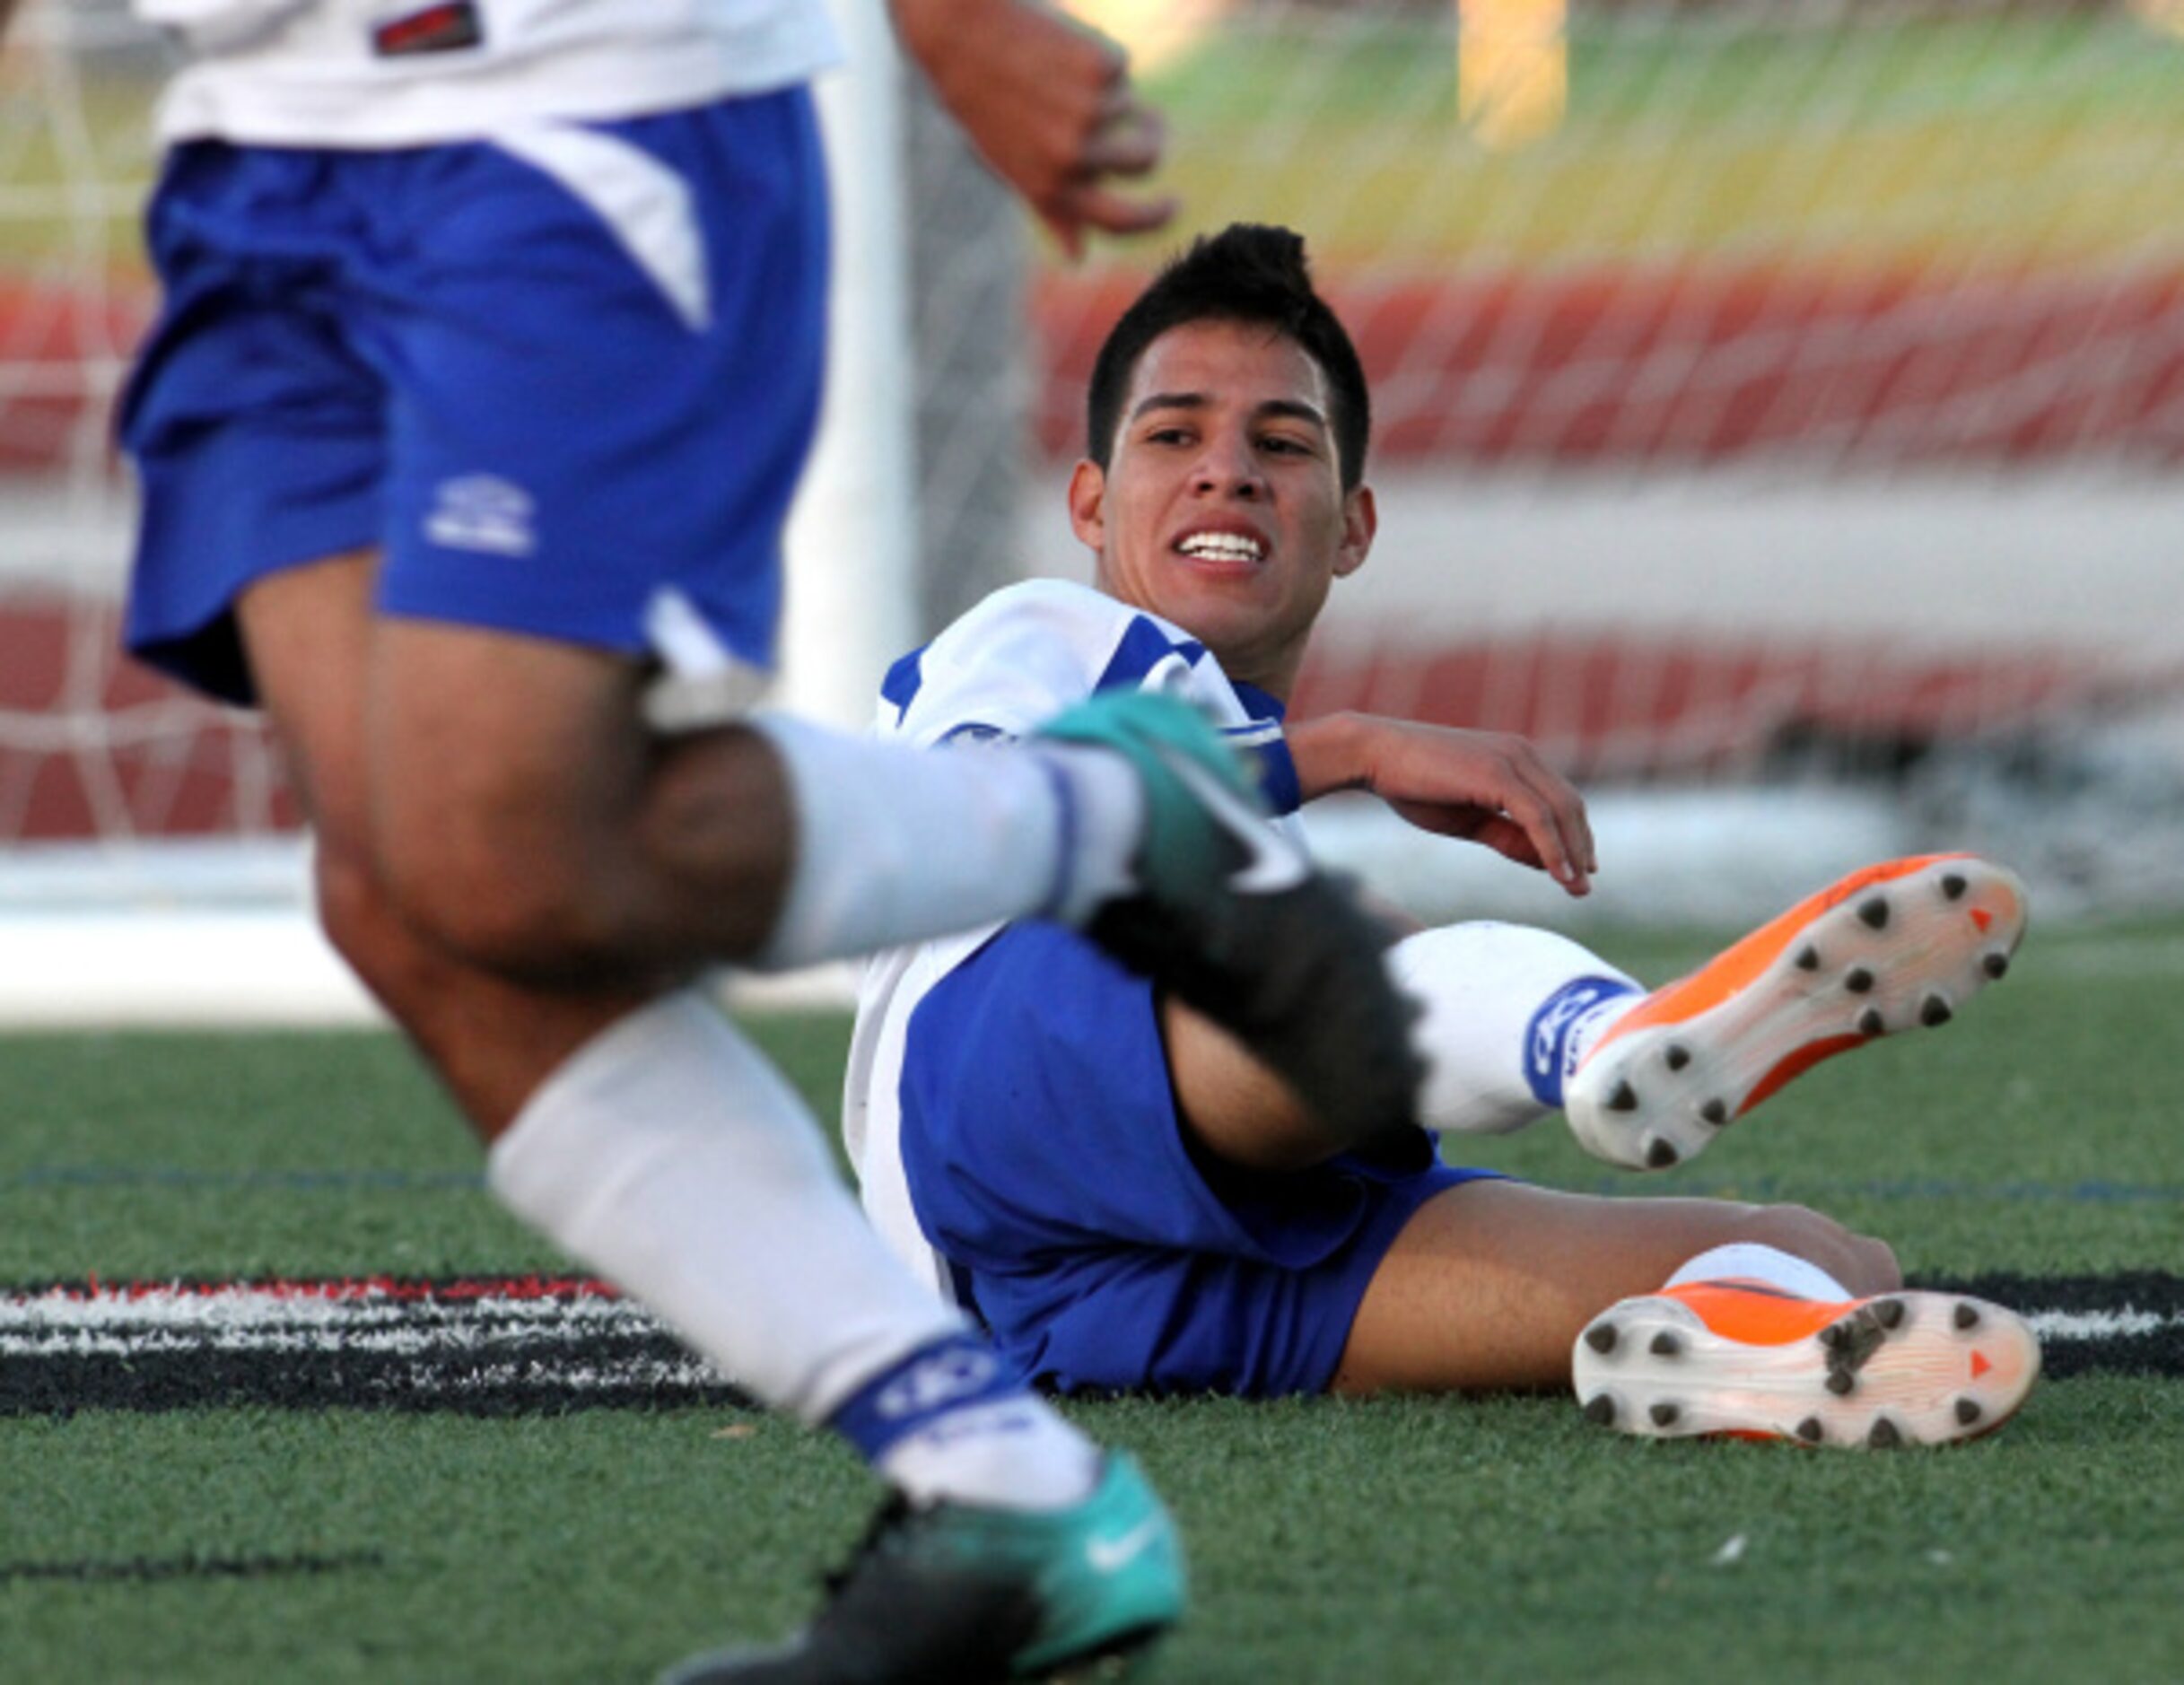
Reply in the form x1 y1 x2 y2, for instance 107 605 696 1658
1571 1280 2041 1448
1564 854 2028 1171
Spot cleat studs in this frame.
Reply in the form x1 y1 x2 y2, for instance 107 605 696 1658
1699 1097 1729 1126
1795 1417 1825 1445
1650 1331 1683 1358
1857 1008 1886 1037
1819 1321 1850 1350
1867 1419 1904 1450
1649 1402 1682 1428
1920 994 1953 1027
1606 1080 1639 1113
1826 1369 1856 1397
1795 945 1821 972
1845 967 1875 994
1983 952 2010 981
1664 1043 1691 1072
1584 1394 1618 1427
1646 1138 1680 1170
1584 1323 1620 1354
1858 896 1890 930
1955 1398 1983 1427
1953 1303 1981 1331
1942 873 1969 901
1872 1298 1906 1331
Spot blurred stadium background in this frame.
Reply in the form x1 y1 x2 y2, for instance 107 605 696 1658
4 0 2182 1022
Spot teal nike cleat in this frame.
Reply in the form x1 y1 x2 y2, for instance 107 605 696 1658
1040 688 1424 1150
660 1454 1185 1684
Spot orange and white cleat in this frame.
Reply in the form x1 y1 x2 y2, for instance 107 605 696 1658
1564 854 2028 1171
1571 1280 2041 1449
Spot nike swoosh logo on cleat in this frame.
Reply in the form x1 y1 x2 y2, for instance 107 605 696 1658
1161 754 1309 895
1085 1515 1166 1574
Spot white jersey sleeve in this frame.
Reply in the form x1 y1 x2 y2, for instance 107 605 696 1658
880 579 1193 748
140 0 842 147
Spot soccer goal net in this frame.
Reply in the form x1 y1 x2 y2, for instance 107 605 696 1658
4 0 2182 1021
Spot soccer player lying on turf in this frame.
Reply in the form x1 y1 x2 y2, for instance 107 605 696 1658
845 223 2041 1450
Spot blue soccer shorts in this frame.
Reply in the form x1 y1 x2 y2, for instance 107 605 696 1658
119 90 826 706
896 921 1507 1397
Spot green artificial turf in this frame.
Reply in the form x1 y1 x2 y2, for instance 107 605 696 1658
0 916 2179 1681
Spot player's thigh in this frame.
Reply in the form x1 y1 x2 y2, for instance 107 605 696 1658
1332 1180 1885 1394
232 552 380 842
233 551 436 981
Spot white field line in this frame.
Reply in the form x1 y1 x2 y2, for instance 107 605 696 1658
2023 1308 2175 1341
0 1291 644 1333
0 1287 2175 1366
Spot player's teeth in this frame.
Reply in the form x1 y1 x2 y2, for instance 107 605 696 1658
1179 535 1262 561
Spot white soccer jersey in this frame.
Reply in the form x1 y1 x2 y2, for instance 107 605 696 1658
139 0 841 147
842 578 1306 1293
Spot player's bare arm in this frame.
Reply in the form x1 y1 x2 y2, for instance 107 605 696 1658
1286 711 1598 895
1162 713 1595 1166
889 0 1176 258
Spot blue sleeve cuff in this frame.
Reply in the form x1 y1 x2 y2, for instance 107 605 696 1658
1253 733 1304 816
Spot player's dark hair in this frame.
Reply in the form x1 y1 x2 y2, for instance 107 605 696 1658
1085 223 1371 490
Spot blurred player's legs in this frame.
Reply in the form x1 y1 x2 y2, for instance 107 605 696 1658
240 556 1198 1678
1566 856 2029 1170
1572 1270 2041 1449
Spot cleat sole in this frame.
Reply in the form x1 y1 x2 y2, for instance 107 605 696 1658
1563 857 2027 1172
1571 1289 2040 1450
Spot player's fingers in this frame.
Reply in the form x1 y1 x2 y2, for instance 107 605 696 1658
1498 775 1588 894
1498 749 1593 886
1468 815 1546 871
1079 102 1165 178
1053 182 1178 240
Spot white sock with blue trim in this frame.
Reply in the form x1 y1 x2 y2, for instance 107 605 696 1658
1387 923 1640 1134
488 988 1097 1508
748 713 1143 970
1664 1243 1854 1301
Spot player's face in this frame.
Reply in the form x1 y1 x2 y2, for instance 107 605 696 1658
1070 319 1375 697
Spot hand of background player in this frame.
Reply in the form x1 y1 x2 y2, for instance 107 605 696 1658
890 0 1177 259
1289 713 1598 896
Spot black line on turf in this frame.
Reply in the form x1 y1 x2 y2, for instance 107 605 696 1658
0 1550 385 1585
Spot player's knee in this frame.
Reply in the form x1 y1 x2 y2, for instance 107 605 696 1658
315 843 445 1016
383 836 618 982
1740 1203 1900 1296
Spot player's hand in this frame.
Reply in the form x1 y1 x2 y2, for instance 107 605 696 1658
889 0 1177 259
1290 713 1598 895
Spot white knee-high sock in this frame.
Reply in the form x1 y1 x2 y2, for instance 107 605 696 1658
1665 1243 1853 1301
1387 922 1640 1134
488 990 1098 1506
747 714 1144 971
